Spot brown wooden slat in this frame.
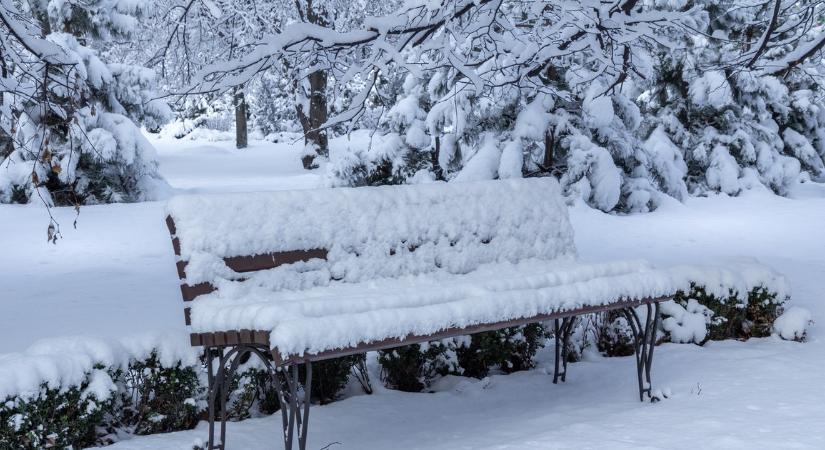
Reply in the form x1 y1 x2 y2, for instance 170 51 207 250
175 250 325 295
175 261 187 280
184 307 191 326
165 215 177 236
189 330 270 348
180 282 217 301
224 248 328 273
253 330 270 343
270 296 671 365
171 237 181 256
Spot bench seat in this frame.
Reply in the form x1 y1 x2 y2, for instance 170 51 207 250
187 257 780 362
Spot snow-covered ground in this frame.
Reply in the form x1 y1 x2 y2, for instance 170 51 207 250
1 133 824 449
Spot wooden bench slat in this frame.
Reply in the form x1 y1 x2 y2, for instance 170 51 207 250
180 282 217 301
224 248 328 273
189 330 271 347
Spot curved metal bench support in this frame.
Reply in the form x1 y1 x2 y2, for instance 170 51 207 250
553 316 578 384
279 363 313 450
204 345 313 450
621 302 661 402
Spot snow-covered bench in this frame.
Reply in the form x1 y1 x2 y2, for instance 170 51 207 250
163 178 751 450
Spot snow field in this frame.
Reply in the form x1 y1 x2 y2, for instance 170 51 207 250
0 135 822 449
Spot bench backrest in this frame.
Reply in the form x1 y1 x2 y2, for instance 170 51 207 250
165 178 575 325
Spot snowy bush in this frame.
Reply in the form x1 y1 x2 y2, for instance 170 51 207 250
378 324 548 391
596 311 636 357
116 353 203 435
378 341 460 392
661 285 787 344
773 307 813 342
0 355 202 448
456 324 550 378
301 355 366 405
227 367 278 420
0 376 116 449
0 348 366 447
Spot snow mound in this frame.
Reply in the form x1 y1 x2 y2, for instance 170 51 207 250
773 306 813 341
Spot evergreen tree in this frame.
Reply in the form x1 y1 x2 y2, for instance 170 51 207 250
0 0 171 206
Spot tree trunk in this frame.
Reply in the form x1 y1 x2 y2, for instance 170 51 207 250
296 0 329 170
432 135 443 180
543 129 555 170
234 88 248 149
0 51 13 158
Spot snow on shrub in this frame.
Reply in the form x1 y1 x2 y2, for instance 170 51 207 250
773 307 813 342
0 334 200 448
660 299 715 344
596 311 636 357
0 331 367 448
657 284 788 345
456 324 550 379
378 341 460 392
377 324 551 392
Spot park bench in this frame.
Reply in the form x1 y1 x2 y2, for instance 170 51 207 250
165 178 675 450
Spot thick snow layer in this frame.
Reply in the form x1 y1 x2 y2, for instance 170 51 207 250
0 332 197 400
189 258 788 357
168 177 575 283
167 172 788 357
773 306 812 341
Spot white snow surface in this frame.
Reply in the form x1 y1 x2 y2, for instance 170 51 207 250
773 306 813 341
191 257 787 357
167 177 575 271
168 176 787 357
2 133 824 449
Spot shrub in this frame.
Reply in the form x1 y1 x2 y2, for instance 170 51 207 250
667 284 785 342
229 354 365 419
117 353 203 435
378 341 460 392
0 371 116 449
596 311 636 357
301 355 366 404
377 323 549 391
595 285 787 351
457 324 549 378
229 367 281 420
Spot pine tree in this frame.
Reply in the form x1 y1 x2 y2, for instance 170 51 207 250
639 0 825 198
0 0 171 206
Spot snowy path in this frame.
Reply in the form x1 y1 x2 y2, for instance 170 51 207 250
1 135 824 449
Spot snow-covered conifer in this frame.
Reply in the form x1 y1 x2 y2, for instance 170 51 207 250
0 0 171 206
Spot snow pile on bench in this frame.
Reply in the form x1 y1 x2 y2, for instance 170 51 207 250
167 178 790 358
167 177 575 285
189 258 788 357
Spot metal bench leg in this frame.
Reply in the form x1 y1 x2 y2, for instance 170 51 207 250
553 316 577 384
274 362 313 450
206 346 253 450
622 302 661 401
